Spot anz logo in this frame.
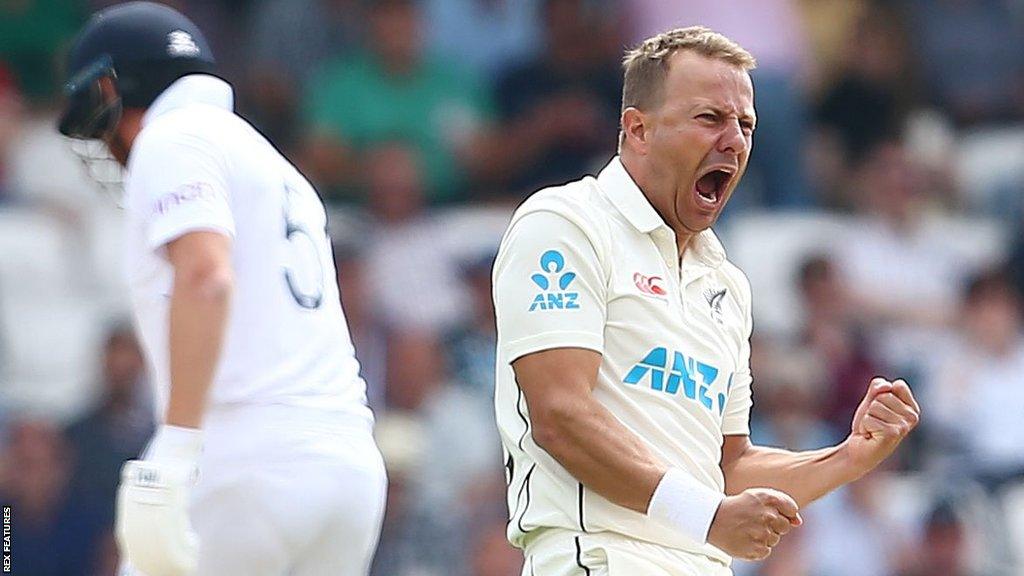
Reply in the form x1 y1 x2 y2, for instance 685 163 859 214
624 347 733 415
528 250 580 312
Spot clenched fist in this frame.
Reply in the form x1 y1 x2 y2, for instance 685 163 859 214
707 488 802 561
845 378 921 474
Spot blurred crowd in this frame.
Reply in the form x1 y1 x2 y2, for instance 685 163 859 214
2 0 1024 575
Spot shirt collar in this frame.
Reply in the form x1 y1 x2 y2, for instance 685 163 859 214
597 156 664 234
142 74 234 127
596 156 726 269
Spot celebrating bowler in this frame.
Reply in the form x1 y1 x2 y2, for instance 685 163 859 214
493 27 920 576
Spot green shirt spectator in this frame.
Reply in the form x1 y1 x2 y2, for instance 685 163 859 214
304 50 491 204
0 0 84 101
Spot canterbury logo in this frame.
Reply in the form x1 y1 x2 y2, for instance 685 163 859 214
634 273 666 297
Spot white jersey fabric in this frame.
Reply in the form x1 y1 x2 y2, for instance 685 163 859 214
493 156 754 564
119 75 385 576
123 74 371 422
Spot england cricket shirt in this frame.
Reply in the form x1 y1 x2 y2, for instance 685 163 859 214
123 74 371 421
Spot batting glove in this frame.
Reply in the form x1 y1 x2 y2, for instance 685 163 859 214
116 425 203 576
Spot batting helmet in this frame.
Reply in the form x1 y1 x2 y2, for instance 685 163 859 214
57 1 216 139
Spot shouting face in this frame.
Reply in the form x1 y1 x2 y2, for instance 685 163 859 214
628 51 756 234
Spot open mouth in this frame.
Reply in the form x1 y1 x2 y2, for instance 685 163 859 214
694 168 734 207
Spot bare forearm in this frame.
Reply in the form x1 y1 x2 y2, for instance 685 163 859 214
535 401 667 513
722 441 862 507
166 272 232 428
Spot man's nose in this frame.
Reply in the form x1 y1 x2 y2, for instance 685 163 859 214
717 121 748 156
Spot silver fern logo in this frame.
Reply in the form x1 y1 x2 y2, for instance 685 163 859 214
703 287 727 324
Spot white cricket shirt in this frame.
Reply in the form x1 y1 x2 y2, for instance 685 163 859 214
123 75 371 422
493 156 754 563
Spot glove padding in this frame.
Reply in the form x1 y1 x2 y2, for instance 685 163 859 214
116 459 199 576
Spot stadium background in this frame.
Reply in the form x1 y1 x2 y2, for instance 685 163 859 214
1 0 1024 574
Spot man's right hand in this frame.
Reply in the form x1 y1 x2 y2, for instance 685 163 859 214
116 424 204 576
116 459 199 576
706 488 802 561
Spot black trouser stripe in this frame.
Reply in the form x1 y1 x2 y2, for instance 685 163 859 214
574 536 591 576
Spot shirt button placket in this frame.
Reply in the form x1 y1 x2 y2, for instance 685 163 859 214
652 228 681 307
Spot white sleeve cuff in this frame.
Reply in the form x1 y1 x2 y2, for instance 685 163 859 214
647 467 725 544
144 424 204 464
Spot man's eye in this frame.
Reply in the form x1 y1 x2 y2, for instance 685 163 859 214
697 113 717 122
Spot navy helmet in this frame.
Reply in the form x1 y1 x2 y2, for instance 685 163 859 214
58 2 216 139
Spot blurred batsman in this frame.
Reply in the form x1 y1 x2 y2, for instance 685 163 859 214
493 27 920 576
57 3 386 575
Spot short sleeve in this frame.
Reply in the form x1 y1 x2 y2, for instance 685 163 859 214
721 369 752 436
128 129 234 253
494 210 606 364
721 277 754 435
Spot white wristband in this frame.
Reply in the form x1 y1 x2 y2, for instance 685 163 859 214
647 468 725 544
143 424 204 464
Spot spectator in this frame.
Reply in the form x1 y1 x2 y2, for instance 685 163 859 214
735 473 914 576
363 143 469 332
909 0 1024 128
64 322 152 518
796 255 882 430
837 140 971 378
0 0 83 102
446 250 498 399
334 241 388 411
800 473 914 576
796 0 868 93
813 5 914 205
927 269 1024 487
489 0 623 197
909 501 973 576
385 330 500 507
748 344 840 452
247 0 360 86
423 0 542 80
0 421 108 576
370 409 429 576
302 0 492 202
240 0 362 150
379 330 501 576
0 64 22 203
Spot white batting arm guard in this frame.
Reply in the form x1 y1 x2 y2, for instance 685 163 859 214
116 425 203 576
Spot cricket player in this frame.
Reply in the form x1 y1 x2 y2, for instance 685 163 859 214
56 3 386 575
493 27 921 575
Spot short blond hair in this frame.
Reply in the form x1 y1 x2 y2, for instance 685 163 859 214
621 26 756 114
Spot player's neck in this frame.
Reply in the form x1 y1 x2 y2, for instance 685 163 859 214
107 110 144 166
621 152 696 260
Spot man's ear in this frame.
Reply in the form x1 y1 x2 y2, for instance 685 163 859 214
621 107 649 154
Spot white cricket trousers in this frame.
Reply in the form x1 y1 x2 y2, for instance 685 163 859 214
123 403 387 576
522 529 733 576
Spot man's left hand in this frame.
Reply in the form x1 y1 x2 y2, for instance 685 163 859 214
844 377 921 475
